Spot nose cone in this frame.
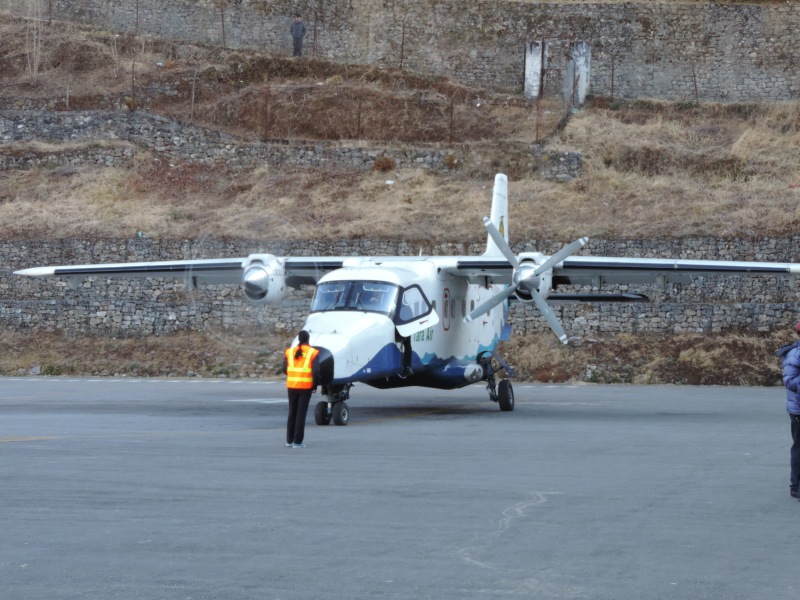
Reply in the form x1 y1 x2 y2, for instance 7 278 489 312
513 263 539 298
242 265 269 300
304 312 397 382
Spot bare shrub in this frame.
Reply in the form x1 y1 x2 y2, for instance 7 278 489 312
372 156 396 172
24 0 44 86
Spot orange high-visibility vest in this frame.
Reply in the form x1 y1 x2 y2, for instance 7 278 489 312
285 344 319 389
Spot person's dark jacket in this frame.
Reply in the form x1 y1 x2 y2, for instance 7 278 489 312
290 21 306 40
777 341 800 414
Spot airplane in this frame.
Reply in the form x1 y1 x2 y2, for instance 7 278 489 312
15 173 800 425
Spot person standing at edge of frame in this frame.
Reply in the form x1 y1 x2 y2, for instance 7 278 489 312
776 321 800 501
282 330 320 448
290 13 306 57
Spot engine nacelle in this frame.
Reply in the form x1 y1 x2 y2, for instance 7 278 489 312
241 254 287 304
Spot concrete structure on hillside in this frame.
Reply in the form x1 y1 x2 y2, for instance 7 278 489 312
0 1 798 102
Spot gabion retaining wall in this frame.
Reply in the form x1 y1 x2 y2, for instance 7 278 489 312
0 110 582 180
3 237 799 338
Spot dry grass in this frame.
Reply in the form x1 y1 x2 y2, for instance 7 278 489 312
4 15 800 241
0 165 503 241
501 330 787 386
0 329 786 386
161 58 562 144
546 99 800 239
0 330 291 378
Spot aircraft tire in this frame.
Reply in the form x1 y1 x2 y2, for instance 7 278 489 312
497 380 514 412
332 401 349 426
314 401 331 426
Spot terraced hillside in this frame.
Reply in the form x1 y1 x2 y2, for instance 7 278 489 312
2 13 800 384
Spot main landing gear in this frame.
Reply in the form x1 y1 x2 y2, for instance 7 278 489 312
477 350 516 411
314 383 353 426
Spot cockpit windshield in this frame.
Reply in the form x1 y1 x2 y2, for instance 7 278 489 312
311 281 399 316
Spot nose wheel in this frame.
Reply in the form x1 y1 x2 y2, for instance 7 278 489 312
314 400 332 425
314 384 352 426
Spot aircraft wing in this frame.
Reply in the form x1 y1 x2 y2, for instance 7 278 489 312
553 256 800 286
446 255 800 287
14 257 348 288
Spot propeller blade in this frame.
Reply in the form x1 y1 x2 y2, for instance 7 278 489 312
483 217 519 269
530 290 569 344
533 237 589 276
464 285 518 323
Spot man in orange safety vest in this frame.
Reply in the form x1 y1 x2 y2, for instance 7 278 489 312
282 330 320 448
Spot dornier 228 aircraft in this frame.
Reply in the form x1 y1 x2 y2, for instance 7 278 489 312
15 174 800 425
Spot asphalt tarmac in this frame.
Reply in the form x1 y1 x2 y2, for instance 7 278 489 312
1 377 797 600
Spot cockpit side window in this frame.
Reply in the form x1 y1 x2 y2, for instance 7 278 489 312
395 285 433 325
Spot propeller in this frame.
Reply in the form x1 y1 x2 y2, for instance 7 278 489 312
464 218 588 344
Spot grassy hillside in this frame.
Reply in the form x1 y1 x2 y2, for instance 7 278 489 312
1 13 798 384
2 14 799 242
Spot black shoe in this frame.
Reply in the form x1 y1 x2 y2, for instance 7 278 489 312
791 489 798 499
399 366 413 379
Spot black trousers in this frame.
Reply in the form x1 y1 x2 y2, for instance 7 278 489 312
791 414 800 493
287 388 312 444
292 38 303 57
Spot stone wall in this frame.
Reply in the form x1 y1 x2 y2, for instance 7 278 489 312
3 237 800 338
1 1 798 101
0 110 582 179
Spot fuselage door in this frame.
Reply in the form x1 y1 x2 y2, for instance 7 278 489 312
394 284 440 338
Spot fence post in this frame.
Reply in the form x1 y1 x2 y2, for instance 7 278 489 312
448 95 455 144
356 84 364 139
400 20 407 70
262 86 272 141
219 0 226 49
610 54 615 100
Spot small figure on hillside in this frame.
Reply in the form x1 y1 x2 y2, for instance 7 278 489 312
776 321 800 501
290 13 306 57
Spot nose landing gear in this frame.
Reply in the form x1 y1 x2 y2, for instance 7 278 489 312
477 350 516 411
314 383 353 426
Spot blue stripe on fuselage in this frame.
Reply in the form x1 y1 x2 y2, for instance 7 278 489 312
333 335 501 390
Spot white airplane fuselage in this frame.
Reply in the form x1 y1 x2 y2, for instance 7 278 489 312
302 260 508 390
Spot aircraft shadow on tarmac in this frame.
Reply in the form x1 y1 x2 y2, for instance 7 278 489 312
341 402 501 423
